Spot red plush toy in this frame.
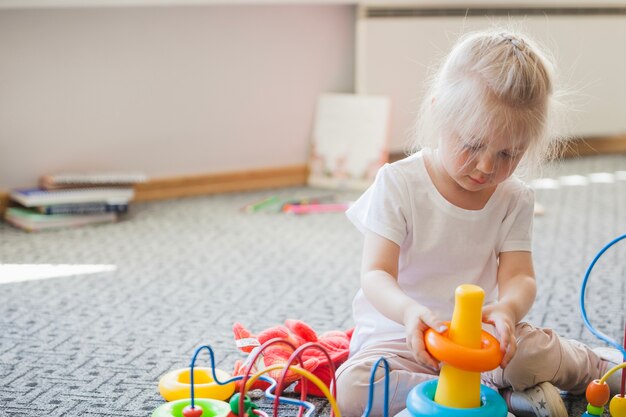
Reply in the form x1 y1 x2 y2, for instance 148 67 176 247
232 319 353 396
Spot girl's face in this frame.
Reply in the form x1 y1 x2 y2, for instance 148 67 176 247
439 131 529 193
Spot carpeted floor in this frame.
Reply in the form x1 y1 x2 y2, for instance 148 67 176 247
0 154 624 417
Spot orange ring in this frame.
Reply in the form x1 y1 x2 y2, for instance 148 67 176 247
424 324 503 372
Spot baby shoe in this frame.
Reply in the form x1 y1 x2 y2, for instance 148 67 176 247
502 381 568 417
593 346 624 394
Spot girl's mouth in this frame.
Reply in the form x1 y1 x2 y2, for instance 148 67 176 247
470 176 487 185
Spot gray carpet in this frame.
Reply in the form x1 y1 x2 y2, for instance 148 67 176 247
1 154 625 417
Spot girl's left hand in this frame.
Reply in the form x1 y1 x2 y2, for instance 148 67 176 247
482 303 517 368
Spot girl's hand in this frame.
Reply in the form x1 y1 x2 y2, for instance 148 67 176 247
482 303 517 368
403 304 447 371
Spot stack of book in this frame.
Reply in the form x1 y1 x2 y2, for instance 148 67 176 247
4 172 147 232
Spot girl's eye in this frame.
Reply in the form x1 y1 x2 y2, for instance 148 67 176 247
463 143 483 152
499 151 517 159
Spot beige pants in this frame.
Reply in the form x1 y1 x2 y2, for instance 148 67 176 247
335 322 605 417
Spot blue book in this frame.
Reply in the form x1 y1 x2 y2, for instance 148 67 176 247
37 203 129 215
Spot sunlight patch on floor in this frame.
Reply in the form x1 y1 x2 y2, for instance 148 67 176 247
531 170 625 189
0 264 117 284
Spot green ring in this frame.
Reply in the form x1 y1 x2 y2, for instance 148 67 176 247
152 398 231 417
586 403 604 415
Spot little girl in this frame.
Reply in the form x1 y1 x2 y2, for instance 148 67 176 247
335 29 621 417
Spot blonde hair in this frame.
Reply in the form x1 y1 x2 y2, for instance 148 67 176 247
411 28 568 176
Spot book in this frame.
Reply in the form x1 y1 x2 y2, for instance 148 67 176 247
39 172 147 189
308 93 390 190
9 187 134 207
36 202 129 215
4 207 117 232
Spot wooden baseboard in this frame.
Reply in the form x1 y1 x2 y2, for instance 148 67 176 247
390 135 626 162
133 165 308 202
0 165 308 216
0 191 7 216
562 135 626 158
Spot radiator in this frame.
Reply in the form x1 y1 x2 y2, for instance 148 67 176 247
356 4 626 152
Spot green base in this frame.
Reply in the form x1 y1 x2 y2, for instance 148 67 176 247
152 398 231 417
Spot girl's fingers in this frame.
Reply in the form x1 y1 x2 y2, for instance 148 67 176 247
411 332 440 371
420 310 447 333
491 317 517 368
501 337 517 368
420 350 440 371
482 315 495 326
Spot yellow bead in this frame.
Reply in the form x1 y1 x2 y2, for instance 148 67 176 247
609 394 626 417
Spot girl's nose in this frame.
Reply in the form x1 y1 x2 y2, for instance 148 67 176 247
476 152 496 174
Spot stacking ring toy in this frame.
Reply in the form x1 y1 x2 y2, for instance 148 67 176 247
406 380 508 417
159 367 235 402
424 322 503 372
151 398 231 417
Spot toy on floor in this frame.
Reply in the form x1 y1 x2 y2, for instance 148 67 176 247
154 345 235 417
232 319 352 396
159 366 235 402
580 234 626 417
399 284 508 417
237 338 341 417
152 340 342 417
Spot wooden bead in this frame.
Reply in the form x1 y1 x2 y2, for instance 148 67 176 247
586 379 610 407
182 405 204 417
609 395 626 417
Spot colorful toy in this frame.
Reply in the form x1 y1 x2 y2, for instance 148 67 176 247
152 339 343 417
159 367 236 402
152 399 231 417
154 346 235 417
238 340 341 417
401 284 508 416
232 319 352 396
580 234 626 417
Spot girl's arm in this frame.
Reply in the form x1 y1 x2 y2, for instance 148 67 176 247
360 230 447 370
482 250 537 368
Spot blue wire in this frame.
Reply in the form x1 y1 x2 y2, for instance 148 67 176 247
361 357 391 417
261 376 317 417
579 234 626 358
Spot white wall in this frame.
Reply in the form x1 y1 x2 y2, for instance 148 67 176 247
357 11 626 151
0 5 356 189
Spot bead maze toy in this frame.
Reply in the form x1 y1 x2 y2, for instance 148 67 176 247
152 338 342 417
580 234 626 417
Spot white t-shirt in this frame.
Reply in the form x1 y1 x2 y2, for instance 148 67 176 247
346 148 534 353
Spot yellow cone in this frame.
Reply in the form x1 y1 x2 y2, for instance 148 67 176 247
433 284 485 408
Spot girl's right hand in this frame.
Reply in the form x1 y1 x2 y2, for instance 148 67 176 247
403 304 447 371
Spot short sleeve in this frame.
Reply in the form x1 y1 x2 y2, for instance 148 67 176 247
345 164 409 246
499 185 534 253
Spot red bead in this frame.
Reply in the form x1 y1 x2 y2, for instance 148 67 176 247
585 379 610 407
182 405 204 417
